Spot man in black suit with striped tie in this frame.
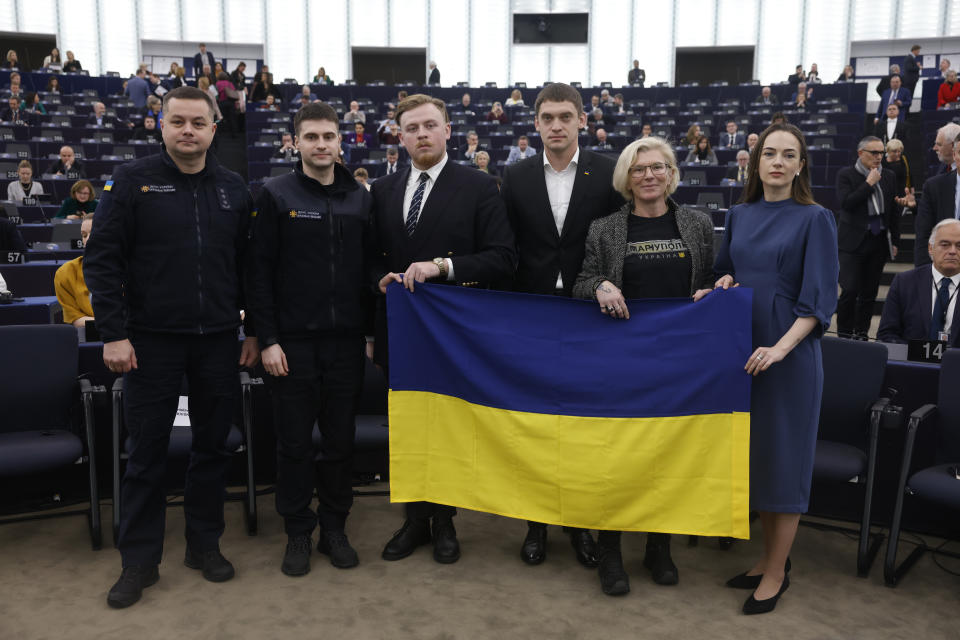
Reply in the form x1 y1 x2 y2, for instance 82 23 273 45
371 94 515 565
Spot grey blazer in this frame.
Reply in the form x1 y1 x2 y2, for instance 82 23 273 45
572 198 715 300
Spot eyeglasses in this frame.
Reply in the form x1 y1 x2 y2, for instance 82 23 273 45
862 150 884 157
629 162 670 177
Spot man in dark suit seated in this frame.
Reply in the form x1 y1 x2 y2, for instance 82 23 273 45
0 216 27 252
132 114 162 144
752 86 779 105
49 145 86 179
836 136 903 339
592 127 613 151
372 94 515 566
0 95 31 125
875 75 911 125
874 103 907 144
273 132 300 161
916 132 960 265
718 120 745 149
500 82 627 590
725 150 750 183
88 101 133 128
879 219 960 345
373 146 405 178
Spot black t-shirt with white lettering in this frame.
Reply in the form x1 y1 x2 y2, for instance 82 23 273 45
621 210 692 299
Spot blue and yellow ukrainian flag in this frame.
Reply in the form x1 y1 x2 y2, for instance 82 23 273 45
387 284 753 538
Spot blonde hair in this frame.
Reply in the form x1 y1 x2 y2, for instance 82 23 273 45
885 138 904 153
611 137 679 201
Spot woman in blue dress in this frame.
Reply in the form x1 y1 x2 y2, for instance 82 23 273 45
707 123 838 614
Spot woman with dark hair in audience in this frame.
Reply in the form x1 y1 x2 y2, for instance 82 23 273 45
684 135 718 165
707 123 837 615
684 124 701 147
46 75 61 93
42 47 61 68
769 111 788 126
6 160 44 203
230 62 247 89
56 179 98 220
937 69 960 109
313 66 334 85
573 136 714 596
882 138 911 198
836 65 855 82
5 50 19 70
250 70 281 102
21 92 46 115
63 50 82 72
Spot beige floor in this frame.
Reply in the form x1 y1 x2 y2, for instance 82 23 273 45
0 490 958 640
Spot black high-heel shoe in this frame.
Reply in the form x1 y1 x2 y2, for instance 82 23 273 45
742 574 790 615
725 557 791 589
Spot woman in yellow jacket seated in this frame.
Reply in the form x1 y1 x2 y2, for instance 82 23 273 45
54 213 95 327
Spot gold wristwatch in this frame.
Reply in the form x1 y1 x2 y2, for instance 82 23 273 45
433 257 448 279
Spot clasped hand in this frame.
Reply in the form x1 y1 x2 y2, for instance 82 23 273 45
378 260 442 293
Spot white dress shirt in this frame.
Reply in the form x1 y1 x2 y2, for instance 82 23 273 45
886 120 897 141
931 266 960 336
543 147 580 288
402 153 454 279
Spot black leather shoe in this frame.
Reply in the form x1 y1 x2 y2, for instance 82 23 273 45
106 565 159 609
318 530 359 568
432 515 461 564
725 557 792 589
281 535 312 576
521 525 547 565
184 546 235 582
382 518 431 561
644 534 678 585
598 548 630 596
743 574 790 615
568 529 599 568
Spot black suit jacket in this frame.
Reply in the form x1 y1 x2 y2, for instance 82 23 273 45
878 265 960 346
193 51 215 75
873 119 907 144
500 149 624 296
915 170 957 265
903 54 921 89
369 158 516 366
628 68 645 86
373 160 407 179
0 217 27 251
876 74 894 97
428 67 440 85
0 108 32 125
835 165 900 253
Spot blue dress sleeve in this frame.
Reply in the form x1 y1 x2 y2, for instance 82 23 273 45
793 207 839 336
713 205 737 277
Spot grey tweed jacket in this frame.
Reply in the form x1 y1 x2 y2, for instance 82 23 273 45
572 198 715 300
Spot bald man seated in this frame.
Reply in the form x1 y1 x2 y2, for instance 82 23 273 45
49 146 86 178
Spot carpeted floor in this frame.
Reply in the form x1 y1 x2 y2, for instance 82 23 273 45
0 489 957 640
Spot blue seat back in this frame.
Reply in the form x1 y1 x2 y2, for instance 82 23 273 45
0 325 78 433
818 337 887 447
936 349 960 462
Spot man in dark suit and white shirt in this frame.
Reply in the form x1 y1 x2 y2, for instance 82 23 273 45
876 75 911 124
500 82 626 586
874 103 907 144
753 86 779 105
718 120 745 149
902 44 922 95
372 94 515 565
879 219 960 345
916 132 960 265
193 44 215 78
836 136 904 339
373 146 405 178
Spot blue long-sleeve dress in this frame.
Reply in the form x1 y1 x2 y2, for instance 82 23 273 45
715 198 838 512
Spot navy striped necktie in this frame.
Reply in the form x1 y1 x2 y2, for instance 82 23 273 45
406 172 429 236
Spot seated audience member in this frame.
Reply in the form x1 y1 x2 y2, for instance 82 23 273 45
505 89 525 107
132 114 161 143
876 65 900 97
882 139 911 198
938 70 960 109
684 124 701 148
1 95 31 125
788 64 805 85
837 64 856 82
250 71 281 102
770 111 788 126
457 93 475 115
296 94 311 109
274 132 299 161
56 180 98 219
0 216 26 252
124 68 151 108
506 135 536 164
878 219 960 345
725 150 750 183
475 150 498 178
588 94 601 112
375 146 405 178
806 63 822 84
300 84 317 102
611 93 627 115
460 131 480 162
35 47 53 69
46 76 61 93
63 50 82 72
684 135 718 165
256 92 278 112
593 128 613 151
230 62 247 90
790 82 814 111
347 122 372 147
588 108 609 132
21 91 45 115
753 86 779 105
142 95 163 122
640 123 653 138
940 59 952 78
5 49 19 70
746 132 759 152
88 101 131 128
313 66 334 85
379 121 400 146
377 109 397 133
487 101 508 124
50 146 86 179
353 167 371 191
876 75 911 123
343 100 366 123
719 120 745 149
874 103 906 144
6 159 44 203
54 213 96 328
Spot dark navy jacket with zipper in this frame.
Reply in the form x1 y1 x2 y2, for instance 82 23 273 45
84 147 253 343
246 160 374 350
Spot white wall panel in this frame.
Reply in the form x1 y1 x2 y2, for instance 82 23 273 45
851 0 895 41
590 0 630 86
675 0 715 47
471 0 509 86
225 0 264 44
899 0 944 38
429 0 468 85
716 0 757 47
183 3 224 44
390 0 427 48
59 0 99 75
756 0 802 84
139 0 180 41
350 0 387 47
0 0 17 31
511 45 548 88
631 1 673 85
308 0 348 83
265 0 307 83
101 1 138 75
16 0 55 33
804 0 850 81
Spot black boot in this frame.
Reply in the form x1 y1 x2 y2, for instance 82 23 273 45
643 533 678 585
